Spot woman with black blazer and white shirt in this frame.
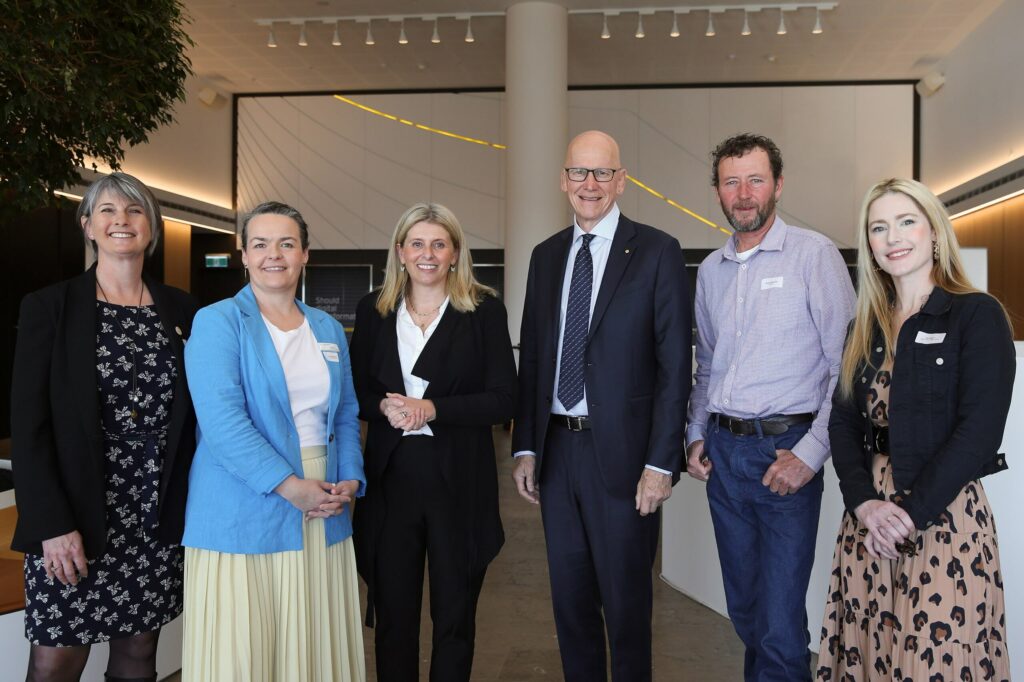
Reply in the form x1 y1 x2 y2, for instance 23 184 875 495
11 173 198 682
349 202 517 682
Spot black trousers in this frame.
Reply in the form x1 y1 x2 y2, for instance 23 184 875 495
539 423 661 682
373 436 486 682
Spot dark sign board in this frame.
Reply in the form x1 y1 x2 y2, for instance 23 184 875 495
302 264 373 336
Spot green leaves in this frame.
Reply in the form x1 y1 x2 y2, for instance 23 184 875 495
0 0 193 216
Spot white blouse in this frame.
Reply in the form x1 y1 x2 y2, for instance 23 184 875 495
262 316 330 447
396 297 450 437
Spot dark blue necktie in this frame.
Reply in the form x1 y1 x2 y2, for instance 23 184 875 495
557 233 595 409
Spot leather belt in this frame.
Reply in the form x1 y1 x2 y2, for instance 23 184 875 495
551 415 592 432
713 412 815 436
872 426 890 455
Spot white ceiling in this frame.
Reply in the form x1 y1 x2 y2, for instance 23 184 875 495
184 0 1004 93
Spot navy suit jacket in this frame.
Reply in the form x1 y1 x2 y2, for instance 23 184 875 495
513 214 692 498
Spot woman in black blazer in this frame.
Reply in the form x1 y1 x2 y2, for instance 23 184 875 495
10 173 198 682
349 202 516 682
816 178 1014 681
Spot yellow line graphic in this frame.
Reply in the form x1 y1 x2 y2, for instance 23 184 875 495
332 94 727 234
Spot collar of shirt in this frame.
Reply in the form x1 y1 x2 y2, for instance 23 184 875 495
722 215 789 262
397 295 450 335
572 203 620 245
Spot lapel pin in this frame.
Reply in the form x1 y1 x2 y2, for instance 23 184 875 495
175 326 183 335
625 248 631 254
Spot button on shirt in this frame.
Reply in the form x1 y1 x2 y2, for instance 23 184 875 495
685 217 856 472
396 297 450 436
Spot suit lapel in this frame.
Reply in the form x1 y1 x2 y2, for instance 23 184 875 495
588 215 637 341
547 228 574 347
235 287 293 421
377 311 405 394
413 304 461 395
67 268 101 444
303 307 341 421
145 278 187 499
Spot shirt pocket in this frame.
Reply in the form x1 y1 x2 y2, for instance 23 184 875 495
757 284 808 337
912 344 954 400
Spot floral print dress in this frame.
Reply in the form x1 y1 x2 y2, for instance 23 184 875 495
23 302 183 646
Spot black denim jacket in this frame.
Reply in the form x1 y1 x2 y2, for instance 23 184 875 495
829 288 1016 529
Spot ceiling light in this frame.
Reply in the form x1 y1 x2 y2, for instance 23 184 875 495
331 21 341 46
812 8 823 34
635 14 645 39
267 26 277 48
741 10 751 36
705 13 716 37
431 17 441 43
777 10 787 35
365 21 374 45
669 14 680 38
398 19 408 44
601 14 611 39
298 23 308 47
465 17 474 43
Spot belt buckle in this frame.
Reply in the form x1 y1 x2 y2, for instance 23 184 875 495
567 415 586 432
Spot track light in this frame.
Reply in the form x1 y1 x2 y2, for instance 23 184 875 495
298 23 308 47
365 21 374 45
777 10 787 35
669 14 680 38
741 10 751 36
398 19 408 44
331 21 341 46
465 17 474 43
431 17 441 43
635 14 645 39
705 13 716 37
267 26 277 48
812 8 823 34
601 14 611 39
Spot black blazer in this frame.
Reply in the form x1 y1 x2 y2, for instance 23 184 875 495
829 288 1015 529
349 291 517 618
10 266 199 557
512 214 692 497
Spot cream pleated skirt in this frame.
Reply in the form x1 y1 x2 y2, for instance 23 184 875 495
182 446 365 682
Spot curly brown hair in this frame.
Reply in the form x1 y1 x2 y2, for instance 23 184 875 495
710 133 783 187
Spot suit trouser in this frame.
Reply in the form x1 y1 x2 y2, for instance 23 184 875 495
539 422 660 682
705 419 823 682
373 435 486 682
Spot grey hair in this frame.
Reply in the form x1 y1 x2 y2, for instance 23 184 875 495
241 201 310 249
77 172 163 257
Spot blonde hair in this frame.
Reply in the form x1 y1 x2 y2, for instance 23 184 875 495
838 178 994 398
375 202 495 316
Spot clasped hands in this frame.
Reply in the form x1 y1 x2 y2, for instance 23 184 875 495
686 440 815 496
380 392 436 432
854 499 916 560
275 474 359 521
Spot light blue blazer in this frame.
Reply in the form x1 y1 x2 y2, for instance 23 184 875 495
182 285 365 554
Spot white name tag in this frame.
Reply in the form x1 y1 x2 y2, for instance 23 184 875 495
761 276 784 290
915 332 946 344
318 342 340 353
323 351 340 363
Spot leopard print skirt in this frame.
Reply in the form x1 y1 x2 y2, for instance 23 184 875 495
816 453 1010 681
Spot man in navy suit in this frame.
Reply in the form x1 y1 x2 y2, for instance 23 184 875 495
512 130 691 681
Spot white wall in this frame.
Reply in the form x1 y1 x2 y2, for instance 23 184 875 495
920 0 1024 194
236 85 913 251
86 77 234 209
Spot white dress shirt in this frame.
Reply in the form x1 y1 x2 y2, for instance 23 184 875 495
396 296 450 436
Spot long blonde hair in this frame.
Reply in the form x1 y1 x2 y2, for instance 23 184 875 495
838 178 987 399
375 202 495 316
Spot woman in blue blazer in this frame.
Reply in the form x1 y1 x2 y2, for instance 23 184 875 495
181 202 366 682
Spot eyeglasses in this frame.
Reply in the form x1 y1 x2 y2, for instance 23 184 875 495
564 167 621 183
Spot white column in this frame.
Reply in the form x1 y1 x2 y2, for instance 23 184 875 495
504 1 568 345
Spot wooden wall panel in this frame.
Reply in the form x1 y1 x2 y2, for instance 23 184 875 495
953 194 1024 339
163 220 191 293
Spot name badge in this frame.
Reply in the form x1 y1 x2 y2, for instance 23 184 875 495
915 331 946 344
761 276 784 290
318 342 340 352
323 351 340 363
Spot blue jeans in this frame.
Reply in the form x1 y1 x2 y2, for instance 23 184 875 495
705 418 823 682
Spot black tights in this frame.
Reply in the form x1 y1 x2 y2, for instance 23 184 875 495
26 629 160 682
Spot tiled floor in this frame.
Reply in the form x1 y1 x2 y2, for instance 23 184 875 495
167 428 750 680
